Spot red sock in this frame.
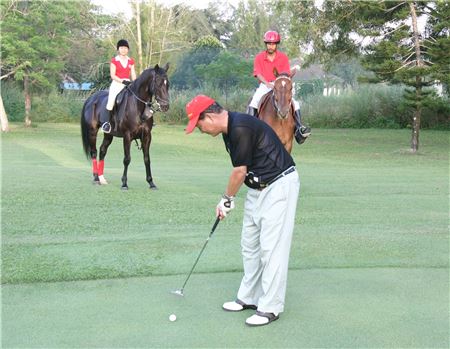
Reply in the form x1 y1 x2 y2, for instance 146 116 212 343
92 159 98 175
98 160 105 176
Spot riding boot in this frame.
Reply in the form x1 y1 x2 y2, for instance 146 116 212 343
246 106 258 118
294 109 311 145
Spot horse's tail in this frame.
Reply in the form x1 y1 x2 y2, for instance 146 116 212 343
80 100 91 159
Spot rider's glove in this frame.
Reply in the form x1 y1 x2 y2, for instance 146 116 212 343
217 194 235 217
122 80 131 86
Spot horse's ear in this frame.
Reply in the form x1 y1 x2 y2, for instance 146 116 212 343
273 67 279 77
154 64 160 70
163 62 169 72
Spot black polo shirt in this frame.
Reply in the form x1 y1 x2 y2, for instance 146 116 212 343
222 112 295 188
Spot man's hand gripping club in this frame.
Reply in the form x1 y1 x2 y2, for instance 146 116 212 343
216 194 235 220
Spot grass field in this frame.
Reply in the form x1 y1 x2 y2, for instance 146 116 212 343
1 123 449 348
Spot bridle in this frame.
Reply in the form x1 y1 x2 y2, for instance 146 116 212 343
126 71 169 113
271 75 292 119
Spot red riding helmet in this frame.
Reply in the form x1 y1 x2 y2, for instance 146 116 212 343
263 31 281 44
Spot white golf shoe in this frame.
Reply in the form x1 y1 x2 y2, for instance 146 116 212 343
222 300 257 312
245 311 279 326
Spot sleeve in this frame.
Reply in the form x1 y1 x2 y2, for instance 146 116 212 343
253 53 262 77
229 126 253 167
129 58 135 65
278 53 291 74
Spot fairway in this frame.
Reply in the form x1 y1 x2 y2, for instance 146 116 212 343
1 123 449 348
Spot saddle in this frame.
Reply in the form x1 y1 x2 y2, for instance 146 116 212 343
113 88 153 124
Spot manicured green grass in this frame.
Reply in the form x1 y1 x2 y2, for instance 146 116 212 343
1 123 449 348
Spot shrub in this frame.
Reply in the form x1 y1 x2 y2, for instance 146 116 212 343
1 81 24 121
31 90 86 122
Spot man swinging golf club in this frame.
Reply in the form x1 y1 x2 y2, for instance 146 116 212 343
185 95 301 327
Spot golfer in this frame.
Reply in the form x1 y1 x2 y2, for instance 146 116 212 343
185 95 300 327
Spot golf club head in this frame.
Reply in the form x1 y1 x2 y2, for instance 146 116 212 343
171 289 184 297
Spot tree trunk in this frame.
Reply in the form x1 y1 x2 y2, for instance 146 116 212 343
135 0 143 74
410 2 423 153
0 94 10 132
24 75 32 127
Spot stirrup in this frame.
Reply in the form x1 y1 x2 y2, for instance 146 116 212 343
294 126 311 145
101 122 111 134
299 125 311 138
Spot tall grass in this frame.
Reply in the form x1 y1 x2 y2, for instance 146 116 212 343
301 84 406 128
157 86 251 124
2 81 448 129
31 90 87 122
301 84 449 129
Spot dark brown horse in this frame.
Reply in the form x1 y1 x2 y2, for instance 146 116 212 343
257 70 296 153
81 63 169 190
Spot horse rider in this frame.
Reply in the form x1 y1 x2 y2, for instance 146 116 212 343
101 39 137 133
248 30 311 144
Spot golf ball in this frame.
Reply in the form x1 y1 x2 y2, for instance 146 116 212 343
169 314 177 322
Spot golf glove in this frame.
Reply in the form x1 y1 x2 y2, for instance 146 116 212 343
217 194 235 217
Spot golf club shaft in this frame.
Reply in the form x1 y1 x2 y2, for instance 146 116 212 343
180 217 220 291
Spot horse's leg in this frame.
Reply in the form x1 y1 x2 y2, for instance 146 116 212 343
141 131 157 190
121 133 132 190
98 134 114 185
89 127 100 184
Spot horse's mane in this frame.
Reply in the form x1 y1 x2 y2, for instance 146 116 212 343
276 72 291 79
131 65 168 88
133 67 154 86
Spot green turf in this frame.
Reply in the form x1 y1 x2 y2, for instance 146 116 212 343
1 123 449 347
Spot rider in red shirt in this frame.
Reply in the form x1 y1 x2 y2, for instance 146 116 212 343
101 39 136 133
248 31 310 144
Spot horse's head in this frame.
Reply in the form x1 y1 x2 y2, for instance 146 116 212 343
272 69 293 119
151 63 170 112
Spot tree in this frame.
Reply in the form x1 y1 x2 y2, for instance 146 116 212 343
1 0 97 126
278 0 450 153
195 50 255 100
171 35 223 89
228 0 274 57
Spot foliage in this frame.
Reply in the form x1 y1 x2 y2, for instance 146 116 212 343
301 84 449 130
227 0 273 56
277 0 450 151
170 36 223 89
195 51 255 91
0 0 98 92
31 91 86 122
1 81 24 122
296 79 324 99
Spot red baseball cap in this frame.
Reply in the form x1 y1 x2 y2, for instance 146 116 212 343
185 95 215 134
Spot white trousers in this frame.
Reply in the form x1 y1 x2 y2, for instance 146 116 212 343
237 170 300 314
106 80 126 111
249 83 300 110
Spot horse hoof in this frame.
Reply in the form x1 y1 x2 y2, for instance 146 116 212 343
121 186 128 191
98 175 108 185
93 180 100 185
149 185 158 190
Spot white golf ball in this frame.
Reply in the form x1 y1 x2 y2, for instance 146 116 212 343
169 314 177 322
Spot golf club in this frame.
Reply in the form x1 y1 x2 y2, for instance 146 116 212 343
171 217 221 297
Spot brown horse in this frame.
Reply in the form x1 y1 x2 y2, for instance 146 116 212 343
81 63 169 190
257 70 296 153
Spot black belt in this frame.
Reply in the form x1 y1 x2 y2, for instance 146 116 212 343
259 166 296 189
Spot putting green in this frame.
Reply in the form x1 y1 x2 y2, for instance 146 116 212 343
2 268 448 348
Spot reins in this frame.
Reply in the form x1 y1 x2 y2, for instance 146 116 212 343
126 85 162 113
